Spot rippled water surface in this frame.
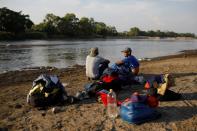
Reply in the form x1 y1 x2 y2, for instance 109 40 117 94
0 39 197 73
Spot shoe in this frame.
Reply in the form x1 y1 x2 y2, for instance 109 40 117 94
67 96 75 104
75 91 90 101
75 91 83 100
82 91 90 99
62 94 68 101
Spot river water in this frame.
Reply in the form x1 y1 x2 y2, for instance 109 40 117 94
0 39 197 73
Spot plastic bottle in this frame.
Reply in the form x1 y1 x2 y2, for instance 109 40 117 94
107 89 118 119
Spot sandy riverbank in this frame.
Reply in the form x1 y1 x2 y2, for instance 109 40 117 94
0 50 197 131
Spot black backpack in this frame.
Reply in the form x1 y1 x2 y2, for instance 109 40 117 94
84 68 122 97
27 74 67 107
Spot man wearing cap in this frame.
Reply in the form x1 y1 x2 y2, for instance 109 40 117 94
116 47 139 75
86 47 110 80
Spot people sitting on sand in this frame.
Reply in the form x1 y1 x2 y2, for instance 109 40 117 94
86 47 110 80
115 47 139 75
110 47 140 84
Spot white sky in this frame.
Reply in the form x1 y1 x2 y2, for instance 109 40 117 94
1 0 197 34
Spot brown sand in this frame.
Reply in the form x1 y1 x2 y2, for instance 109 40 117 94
0 50 197 131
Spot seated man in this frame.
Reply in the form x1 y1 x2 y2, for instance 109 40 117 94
86 47 110 80
115 47 139 75
109 47 140 84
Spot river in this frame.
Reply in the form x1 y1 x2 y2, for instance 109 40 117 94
0 39 197 73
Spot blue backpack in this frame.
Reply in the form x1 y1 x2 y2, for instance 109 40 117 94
120 98 161 124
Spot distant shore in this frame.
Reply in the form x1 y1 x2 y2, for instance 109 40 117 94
0 33 196 41
106 36 196 40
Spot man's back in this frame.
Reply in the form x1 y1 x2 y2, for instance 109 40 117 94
86 55 105 79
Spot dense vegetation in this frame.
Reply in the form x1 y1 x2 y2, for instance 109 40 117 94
31 13 117 38
125 27 195 38
0 7 196 40
0 7 35 40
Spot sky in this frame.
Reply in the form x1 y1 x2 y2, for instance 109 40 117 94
1 0 197 34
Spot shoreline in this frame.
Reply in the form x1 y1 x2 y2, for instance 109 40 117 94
141 49 197 62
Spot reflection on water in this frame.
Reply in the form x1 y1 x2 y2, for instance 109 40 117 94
0 39 197 73
31 46 49 67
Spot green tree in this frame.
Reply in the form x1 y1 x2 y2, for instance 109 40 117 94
0 7 33 33
78 17 95 36
147 30 156 37
32 13 60 35
165 31 178 37
128 27 140 36
106 26 118 36
57 13 79 37
31 23 46 32
95 22 108 37
43 13 60 35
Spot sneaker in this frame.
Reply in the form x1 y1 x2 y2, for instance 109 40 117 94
75 91 90 100
75 91 83 100
62 94 68 101
82 91 90 99
67 96 75 104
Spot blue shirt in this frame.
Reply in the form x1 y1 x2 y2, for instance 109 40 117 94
122 55 139 69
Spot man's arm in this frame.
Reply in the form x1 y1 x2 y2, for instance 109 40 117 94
132 67 139 75
115 60 124 65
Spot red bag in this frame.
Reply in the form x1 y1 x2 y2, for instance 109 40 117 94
102 75 118 83
96 89 121 107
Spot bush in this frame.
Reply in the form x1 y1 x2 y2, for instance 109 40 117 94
0 31 15 40
24 32 47 39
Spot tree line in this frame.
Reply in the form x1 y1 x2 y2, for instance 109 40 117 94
125 27 195 38
0 7 195 40
31 13 118 38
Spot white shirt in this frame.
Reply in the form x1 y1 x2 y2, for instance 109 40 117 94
86 55 106 79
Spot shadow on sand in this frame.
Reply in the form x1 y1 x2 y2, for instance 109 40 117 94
156 105 197 123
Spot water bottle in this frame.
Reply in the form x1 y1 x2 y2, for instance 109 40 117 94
107 89 118 119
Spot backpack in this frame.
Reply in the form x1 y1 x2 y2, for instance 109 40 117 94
129 92 158 108
120 101 161 124
100 68 122 92
120 93 161 124
27 74 67 107
84 81 104 97
84 68 122 96
144 75 167 96
144 74 181 101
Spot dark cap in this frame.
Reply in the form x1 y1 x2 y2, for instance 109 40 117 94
121 47 132 53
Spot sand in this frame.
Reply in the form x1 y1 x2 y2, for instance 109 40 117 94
0 50 197 131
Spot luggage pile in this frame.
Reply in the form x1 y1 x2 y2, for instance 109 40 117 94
26 72 181 125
